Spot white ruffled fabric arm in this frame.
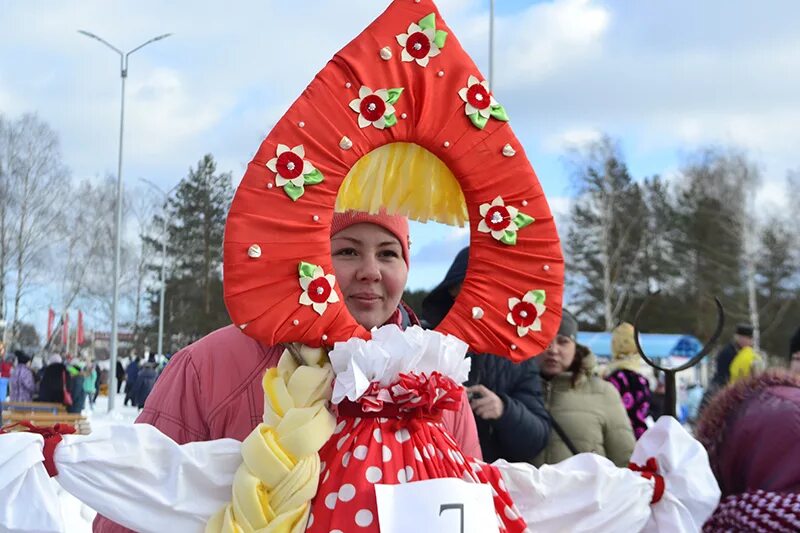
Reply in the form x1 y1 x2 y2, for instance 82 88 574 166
495 455 653 532
494 417 720 533
0 432 64 533
632 417 721 532
0 424 242 533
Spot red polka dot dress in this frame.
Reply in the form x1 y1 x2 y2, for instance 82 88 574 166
306 371 528 532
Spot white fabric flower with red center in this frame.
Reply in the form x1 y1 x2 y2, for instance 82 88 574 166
348 86 403 129
396 13 448 68
265 144 324 201
298 262 339 315
477 196 534 246
507 290 547 337
458 75 509 129
397 24 439 67
266 144 313 187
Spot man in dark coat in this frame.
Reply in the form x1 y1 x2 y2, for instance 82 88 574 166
124 357 141 407
133 355 159 409
422 247 551 463
712 324 754 388
38 354 70 405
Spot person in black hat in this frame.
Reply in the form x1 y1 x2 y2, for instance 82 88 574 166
422 247 551 463
708 323 754 390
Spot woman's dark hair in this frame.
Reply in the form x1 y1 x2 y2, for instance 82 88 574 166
567 343 591 387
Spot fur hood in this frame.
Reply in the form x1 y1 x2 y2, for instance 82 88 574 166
696 369 800 496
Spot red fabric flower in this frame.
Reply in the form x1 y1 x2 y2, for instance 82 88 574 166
466 83 491 111
359 94 387 122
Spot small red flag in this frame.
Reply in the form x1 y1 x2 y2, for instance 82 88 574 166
62 311 69 346
47 308 55 341
77 310 85 346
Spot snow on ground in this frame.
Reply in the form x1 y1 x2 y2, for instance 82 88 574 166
59 392 141 532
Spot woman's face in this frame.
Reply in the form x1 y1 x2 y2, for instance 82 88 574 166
539 335 577 378
331 222 408 330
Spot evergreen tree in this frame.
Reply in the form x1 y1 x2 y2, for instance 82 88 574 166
148 154 233 349
671 147 758 340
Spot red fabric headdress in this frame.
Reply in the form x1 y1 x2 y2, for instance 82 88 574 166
223 0 564 361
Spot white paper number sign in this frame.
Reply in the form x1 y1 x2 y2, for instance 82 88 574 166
375 478 500 533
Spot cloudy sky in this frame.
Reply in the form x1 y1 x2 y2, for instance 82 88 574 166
3 0 799 304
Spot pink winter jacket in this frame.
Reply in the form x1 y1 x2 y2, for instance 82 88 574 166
94 325 481 532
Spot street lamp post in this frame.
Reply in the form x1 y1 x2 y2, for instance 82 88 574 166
140 178 179 358
79 30 172 412
489 0 495 89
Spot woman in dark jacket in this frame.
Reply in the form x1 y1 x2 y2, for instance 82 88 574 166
133 359 159 409
37 354 70 405
423 246 551 463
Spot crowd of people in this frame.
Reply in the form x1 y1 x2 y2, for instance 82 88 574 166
1 234 797 532
54 226 788 531
0 349 166 414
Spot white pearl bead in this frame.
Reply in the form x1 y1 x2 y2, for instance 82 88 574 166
510 344 517 350
437 70 445 77
267 183 274 189
298 121 305 128
380 46 392 60
521 200 528 206
247 244 261 258
543 264 550 271
400 113 407 119
443 141 450 148
312 215 319 222
345 82 352 88
292 319 299 326
322 334 328 341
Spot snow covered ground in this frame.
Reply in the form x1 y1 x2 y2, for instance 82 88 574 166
58 392 141 532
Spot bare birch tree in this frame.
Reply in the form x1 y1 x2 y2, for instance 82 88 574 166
2 114 69 344
565 136 646 329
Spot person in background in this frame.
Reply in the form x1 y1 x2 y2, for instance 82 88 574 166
83 361 98 411
0 353 12 378
790 327 800 374
604 322 652 439
9 351 36 402
422 246 551 463
38 354 70 406
696 369 800 532
684 382 704 425
534 311 635 467
115 359 126 394
124 356 140 407
66 360 86 414
711 324 754 388
133 355 159 410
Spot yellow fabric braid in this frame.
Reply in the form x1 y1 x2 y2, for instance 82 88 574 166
336 142 468 227
206 345 336 533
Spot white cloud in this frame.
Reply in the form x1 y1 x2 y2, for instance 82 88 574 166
500 0 610 81
542 127 604 153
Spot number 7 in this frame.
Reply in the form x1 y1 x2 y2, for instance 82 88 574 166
439 503 465 533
